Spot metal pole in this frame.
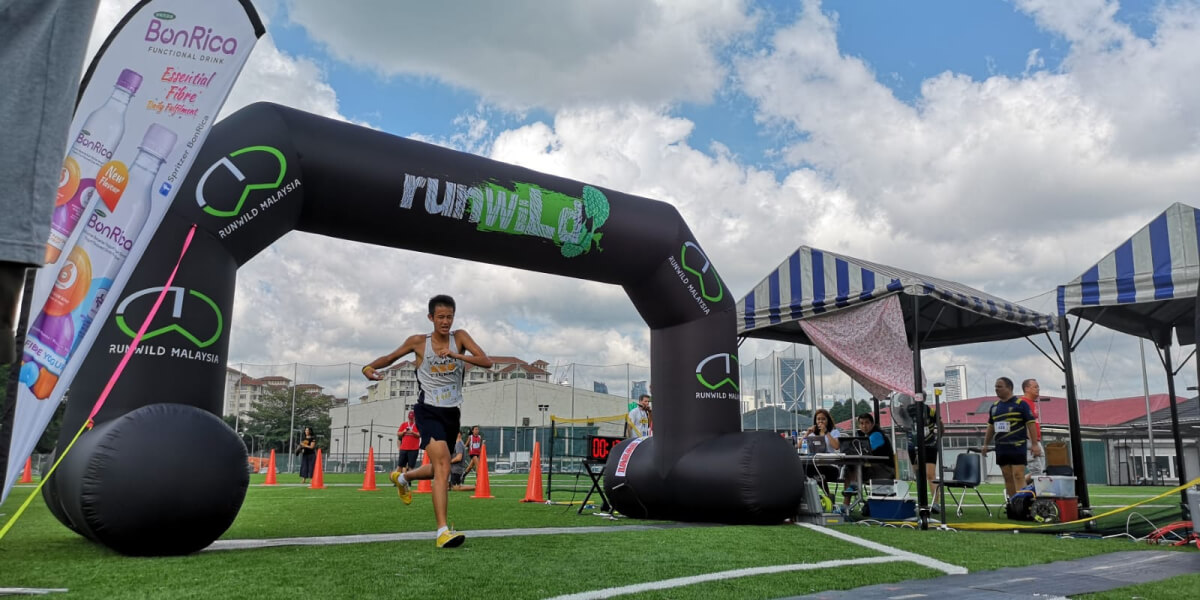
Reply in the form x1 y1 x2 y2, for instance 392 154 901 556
234 362 243 434
287 362 298 473
1059 315 1093 514
808 345 816 412
345 362 351 470
1139 339 1158 484
571 363 576 420
1160 345 1189 519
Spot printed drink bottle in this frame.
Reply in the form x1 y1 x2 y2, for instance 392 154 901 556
22 123 177 399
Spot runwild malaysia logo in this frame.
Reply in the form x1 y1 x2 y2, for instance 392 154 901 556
400 174 610 258
695 352 738 400
109 286 224 364
668 241 725 315
194 145 301 238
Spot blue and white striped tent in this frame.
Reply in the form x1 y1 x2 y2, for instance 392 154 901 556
738 245 1056 348
1057 202 1200 346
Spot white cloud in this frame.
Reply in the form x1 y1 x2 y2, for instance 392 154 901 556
82 0 1200 401
282 0 757 110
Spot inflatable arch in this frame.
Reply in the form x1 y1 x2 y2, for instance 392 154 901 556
45 103 804 555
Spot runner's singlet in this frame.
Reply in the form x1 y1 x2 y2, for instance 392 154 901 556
416 333 465 407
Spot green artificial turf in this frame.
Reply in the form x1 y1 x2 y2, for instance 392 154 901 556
0 474 1192 599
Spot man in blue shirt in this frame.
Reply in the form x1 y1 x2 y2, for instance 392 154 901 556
982 377 1040 502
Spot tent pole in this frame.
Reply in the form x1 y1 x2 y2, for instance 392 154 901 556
1159 344 1189 520
1059 315 1092 515
911 294 929 530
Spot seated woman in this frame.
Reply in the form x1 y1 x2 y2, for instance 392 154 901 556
802 408 842 499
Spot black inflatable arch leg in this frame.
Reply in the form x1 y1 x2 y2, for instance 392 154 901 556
45 403 248 555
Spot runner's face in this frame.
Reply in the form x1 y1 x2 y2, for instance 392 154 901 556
429 305 455 335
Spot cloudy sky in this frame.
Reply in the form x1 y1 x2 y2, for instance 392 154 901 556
88 0 1200 404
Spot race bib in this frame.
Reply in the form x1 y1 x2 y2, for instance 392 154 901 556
427 382 463 407
995 421 1011 433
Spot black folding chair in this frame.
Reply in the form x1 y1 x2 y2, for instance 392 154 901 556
934 450 991 517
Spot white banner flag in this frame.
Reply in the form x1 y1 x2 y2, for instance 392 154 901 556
3 0 263 504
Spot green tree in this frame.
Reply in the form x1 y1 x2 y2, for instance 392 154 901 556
240 386 333 454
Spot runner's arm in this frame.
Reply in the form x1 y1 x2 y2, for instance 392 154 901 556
451 330 494 368
362 334 423 380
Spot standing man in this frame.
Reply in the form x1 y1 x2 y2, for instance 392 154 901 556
982 377 1041 502
363 295 492 548
395 410 421 476
1020 379 1046 477
626 394 652 438
906 402 942 513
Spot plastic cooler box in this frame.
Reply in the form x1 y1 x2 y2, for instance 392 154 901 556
1033 475 1076 497
867 499 916 520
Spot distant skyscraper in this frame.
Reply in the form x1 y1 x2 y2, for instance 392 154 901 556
630 380 649 400
778 357 806 411
593 381 609 394
944 365 967 403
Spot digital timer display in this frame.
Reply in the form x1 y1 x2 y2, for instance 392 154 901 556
587 435 624 461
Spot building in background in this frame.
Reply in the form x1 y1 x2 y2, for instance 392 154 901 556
944 365 967 403
359 355 550 403
630 380 648 400
593 381 608 394
778 357 806 411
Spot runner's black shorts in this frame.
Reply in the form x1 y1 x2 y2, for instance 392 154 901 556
414 401 461 450
996 449 1028 466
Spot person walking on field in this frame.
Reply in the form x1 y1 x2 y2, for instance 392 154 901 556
396 410 421 475
462 425 484 481
363 294 493 548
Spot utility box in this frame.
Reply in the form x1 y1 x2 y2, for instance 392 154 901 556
1033 475 1076 498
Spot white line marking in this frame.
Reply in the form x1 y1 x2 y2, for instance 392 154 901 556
797 523 968 575
541 556 908 600
888 594 927 599
0 588 69 595
205 523 698 551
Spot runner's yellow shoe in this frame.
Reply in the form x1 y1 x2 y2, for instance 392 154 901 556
389 471 412 505
435 528 466 548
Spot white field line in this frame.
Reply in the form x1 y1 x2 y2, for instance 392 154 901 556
205 523 694 551
797 523 967 575
0 588 69 595
539 523 967 600
540 556 909 600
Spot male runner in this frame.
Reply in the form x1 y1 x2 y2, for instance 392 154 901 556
363 294 492 548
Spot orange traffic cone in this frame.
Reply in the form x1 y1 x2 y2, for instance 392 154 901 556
471 443 494 499
360 447 378 490
416 451 432 494
519 442 545 502
19 457 33 483
265 449 278 485
310 449 325 489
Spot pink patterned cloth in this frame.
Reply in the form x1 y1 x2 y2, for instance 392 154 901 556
798 294 923 399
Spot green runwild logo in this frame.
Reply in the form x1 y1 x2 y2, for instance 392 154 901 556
696 353 738 392
681 241 723 303
401 173 611 259
115 286 224 348
196 145 286 218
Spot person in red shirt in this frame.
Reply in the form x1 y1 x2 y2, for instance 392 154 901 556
1020 379 1045 476
463 425 484 481
396 410 421 475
